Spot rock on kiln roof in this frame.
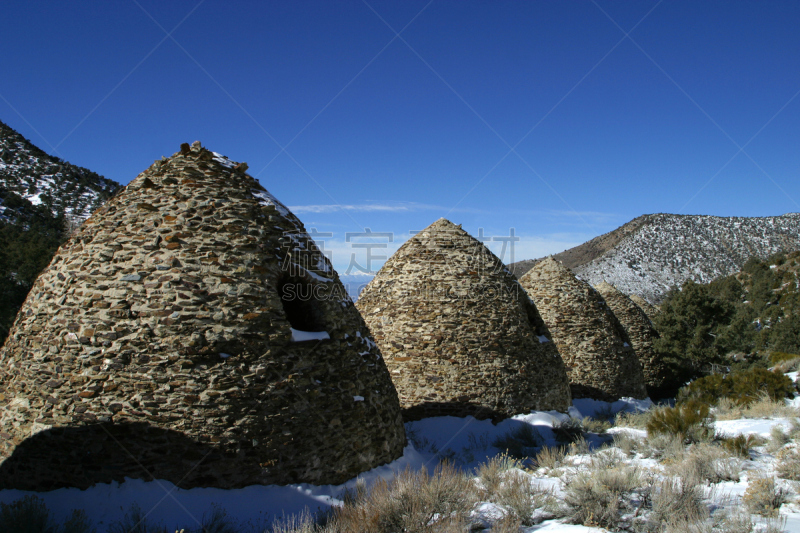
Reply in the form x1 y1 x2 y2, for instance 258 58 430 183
0 141 404 490
519 257 647 401
595 281 668 398
357 218 571 421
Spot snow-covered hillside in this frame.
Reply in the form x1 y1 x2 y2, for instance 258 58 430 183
569 213 800 304
0 120 120 221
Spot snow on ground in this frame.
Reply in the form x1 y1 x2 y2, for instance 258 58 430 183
1 395 799 531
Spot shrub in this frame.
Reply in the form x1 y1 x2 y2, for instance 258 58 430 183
666 443 741 483
612 431 643 456
495 470 555 526
270 509 319 533
711 507 754 533
61 511 95 533
613 409 652 429
743 474 786 517
581 416 611 434
488 514 522 533
0 496 55 533
776 447 800 481
677 368 793 407
327 463 478 532
646 399 713 443
534 445 565 470
196 506 239 533
477 453 522 499
552 418 584 445
768 425 791 454
0 496 95 533
770 351 800 365
567 435 590 456
642 432 685 461
717 434 763 458
562 465 642 529
492 424 542 459
107 503 165 533
648 474 706 528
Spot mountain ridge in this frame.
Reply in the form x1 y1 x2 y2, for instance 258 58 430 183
511 212 800 304
0 119 120 222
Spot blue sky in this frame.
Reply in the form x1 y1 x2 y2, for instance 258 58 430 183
2 1 799 273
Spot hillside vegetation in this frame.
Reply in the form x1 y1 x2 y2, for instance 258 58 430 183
0 120 121 346
653 251 800 390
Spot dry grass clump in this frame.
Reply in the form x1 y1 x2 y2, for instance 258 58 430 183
768 425 792 454
324 463 478 532
776 447 800 481
581 416 612 434
495 470 556 526
715 392 797 420
562 464 643 529
0 496 95 533
717 434 764 458
742 473 787 518
646 400 714 443
614 409 652 429
646 471 707 530
641 432 685 461
271 509 319 533
710 506 754 533
566 435 590 456
476 452 523 499
488 514 522 533
612 431 643 456
534 445 566 470
492 424 542 460
665 443 741 484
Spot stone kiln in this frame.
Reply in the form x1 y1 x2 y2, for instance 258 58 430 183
519 258 647 401
0 142 405 490
630 294 660 321
356 218 571 421
594 282 667 398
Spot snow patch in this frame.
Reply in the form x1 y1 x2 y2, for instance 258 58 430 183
290 329 330 342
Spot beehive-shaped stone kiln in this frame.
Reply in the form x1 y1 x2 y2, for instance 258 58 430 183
519 258 647 401
0 142 405 490
356 218 571 421
630 294 660 321
594 282 667 398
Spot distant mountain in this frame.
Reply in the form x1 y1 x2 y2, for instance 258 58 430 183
510 213 800 304
338 273 375 301
0 119 120 221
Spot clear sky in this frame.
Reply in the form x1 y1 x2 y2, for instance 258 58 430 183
2 1 799 273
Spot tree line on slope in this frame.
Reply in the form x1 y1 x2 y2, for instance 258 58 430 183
0 188 67 345
653 250 800 386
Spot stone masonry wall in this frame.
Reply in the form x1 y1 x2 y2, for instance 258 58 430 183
595 282 667 397
519 258 647 401
356 219 571 421
630 294 660 322
0 142 405 490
